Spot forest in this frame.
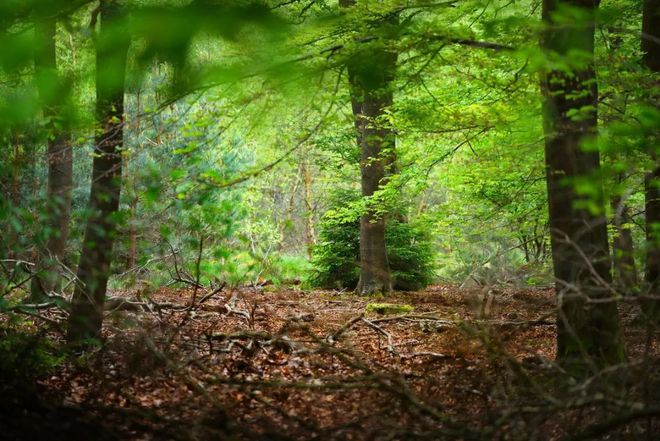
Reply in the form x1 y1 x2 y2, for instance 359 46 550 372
1 0 659 439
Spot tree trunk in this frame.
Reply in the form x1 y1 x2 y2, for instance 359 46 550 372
3 135 27 260
302 152 316 258
67 0 129 345
340 0 397 295
642 0 660 321
124 89 140 272
30 14 73 301
125 196 138 271
611 189 638 295
540 0 624 368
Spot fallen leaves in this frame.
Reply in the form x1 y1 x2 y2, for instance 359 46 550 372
12 285 660 440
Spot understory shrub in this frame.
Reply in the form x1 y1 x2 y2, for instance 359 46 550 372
309 190 435 291
0 324 62 378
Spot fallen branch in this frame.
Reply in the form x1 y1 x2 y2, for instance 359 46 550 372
361 317 396 355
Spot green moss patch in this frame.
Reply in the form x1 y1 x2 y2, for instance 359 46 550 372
366 303 413 315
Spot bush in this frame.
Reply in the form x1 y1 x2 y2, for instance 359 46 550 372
309 190 436 291
0 326 63 378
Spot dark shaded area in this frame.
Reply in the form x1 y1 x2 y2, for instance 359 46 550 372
0 383 121 441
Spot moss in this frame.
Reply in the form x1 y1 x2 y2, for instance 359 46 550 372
366 303 413 315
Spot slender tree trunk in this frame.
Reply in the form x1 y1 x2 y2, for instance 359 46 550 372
302 152 316 258
30 14 73 301
67 0 129 345
540 0 624 368
340 0 397 295
611 185 638 294
125 195 138 271
642 0 660 320
280 169 301 251
124 90 140 272
4 136 26 260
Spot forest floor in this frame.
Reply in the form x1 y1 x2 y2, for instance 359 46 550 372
2 284 660 440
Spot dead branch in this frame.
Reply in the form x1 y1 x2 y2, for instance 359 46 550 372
361 317 397 355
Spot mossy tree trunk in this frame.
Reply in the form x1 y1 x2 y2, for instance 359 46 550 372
540 0 624 368
67 0 129 345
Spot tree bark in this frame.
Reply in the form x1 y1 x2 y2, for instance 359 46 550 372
67 0 129 345
340 0 397 295
2 135 28 260
125 195 138 271
642 0 660 320
302 152 316 258
124 90 141 272
540 0 624 368
30 13 73 301
611 189 638 295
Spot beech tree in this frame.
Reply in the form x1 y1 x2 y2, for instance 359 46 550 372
340 0 397 295
540 0 624 367
643 0 660 321
30 10 73 302
67 0 130 344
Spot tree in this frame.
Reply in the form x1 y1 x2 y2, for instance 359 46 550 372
30 10 73 301
540 0 624 367
642 0 660 320
67 0 130 345
340 0 397 295
611 185 638 294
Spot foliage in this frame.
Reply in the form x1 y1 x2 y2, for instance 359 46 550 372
309 189 436 291
0 323 63 378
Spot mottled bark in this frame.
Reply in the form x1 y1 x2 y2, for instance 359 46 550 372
540 0 624 367
30 14 73 301
67 0 129 345
341 0 397 295
642 0 660 320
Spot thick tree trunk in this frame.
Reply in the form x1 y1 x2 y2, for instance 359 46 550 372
353 89 395 295
540 0 624 368
30 15 73 301
67 0 129 345
341 0 397 295
642 0 660 72
642 0 660 320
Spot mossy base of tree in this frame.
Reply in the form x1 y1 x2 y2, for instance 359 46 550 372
356 276 392 296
